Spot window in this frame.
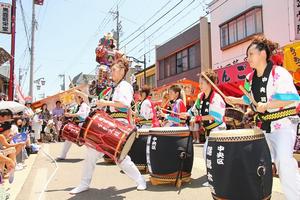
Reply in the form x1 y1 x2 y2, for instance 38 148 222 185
255 9 263 33
237 16 246 40
176 52 183 74
229 21 237 44
182 49 188 71
246 10 255 36
146 75 155 88
219 6 263 49
220 24 228 48
164 57 170 77
170 55 176 75
159 60 164 80
189 45 196 69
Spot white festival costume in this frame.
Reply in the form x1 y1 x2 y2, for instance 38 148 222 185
70 80 146 194
243 65 300 200
59 102 90 159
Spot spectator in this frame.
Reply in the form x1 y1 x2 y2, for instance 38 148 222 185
32 109 43 143
40 104 51 141
52 101 64 135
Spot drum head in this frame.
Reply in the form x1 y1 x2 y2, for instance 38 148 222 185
150 127 189 132
209 128 264 142
137 128 151 136
119 131 137 162
149 126 190 136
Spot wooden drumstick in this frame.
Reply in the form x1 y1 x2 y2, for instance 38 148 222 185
238 85 258 106
201 72 227 99
160 107 181 115
201 72 235 107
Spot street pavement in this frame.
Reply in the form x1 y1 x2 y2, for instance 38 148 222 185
13 142 289 200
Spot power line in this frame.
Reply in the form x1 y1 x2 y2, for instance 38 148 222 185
19 0 31 52
120 0 184 49
120 0 172 43
47 0 124 91
133 0 204 56
127 0 196 55
134 0 230 61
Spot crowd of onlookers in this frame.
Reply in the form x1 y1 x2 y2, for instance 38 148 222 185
0 93 66 198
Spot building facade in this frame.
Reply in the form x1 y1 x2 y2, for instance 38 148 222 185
208 0 298 95
209 0 297 69
0 64 9 95
156 17 211 87
134 64 156 89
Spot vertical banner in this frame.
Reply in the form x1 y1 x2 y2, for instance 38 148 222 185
0 2 11 34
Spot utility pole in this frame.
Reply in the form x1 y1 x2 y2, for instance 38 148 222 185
116 5 120 50
18 68 22 86
29 0 36 98
111 6 121 50
143 54 146 85
8 0 16 101
59 74 65 91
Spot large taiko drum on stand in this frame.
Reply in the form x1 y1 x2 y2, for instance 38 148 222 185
128 128 150 173
207 128 272 200
60 122 83 146
146 127 193 186
80 110 137 162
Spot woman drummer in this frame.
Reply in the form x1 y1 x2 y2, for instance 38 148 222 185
70 56 146 194
160 85 187 127
225 36 300 199
187 70 226 186
134 85 153 129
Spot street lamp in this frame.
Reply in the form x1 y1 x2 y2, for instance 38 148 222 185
127 54 146 85
34 77 45 90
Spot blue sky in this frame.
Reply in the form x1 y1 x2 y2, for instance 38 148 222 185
1 0 211 99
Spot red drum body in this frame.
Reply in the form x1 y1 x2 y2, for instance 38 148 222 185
60 122 83 146
81 110 137 162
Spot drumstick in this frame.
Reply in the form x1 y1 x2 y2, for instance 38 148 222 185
238 85 258 106
201 72 236 108
201 72 227 99
160 107 188 116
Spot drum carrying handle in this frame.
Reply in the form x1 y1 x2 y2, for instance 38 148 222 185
257 161 267 199
257 165 266 177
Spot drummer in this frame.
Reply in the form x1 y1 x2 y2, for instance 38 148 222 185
225 36 300 199
70 56 146 194
134 85 153 129
187 70 226 186
56 93 90 160
160 85 187 127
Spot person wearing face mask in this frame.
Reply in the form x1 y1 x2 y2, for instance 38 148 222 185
56 94 90 160
225 36 300 200
70 56 146 194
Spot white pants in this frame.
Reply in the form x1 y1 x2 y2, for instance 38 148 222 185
265 126 300 200
79 146 144 187
33 128 41 140
59 141 72 159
